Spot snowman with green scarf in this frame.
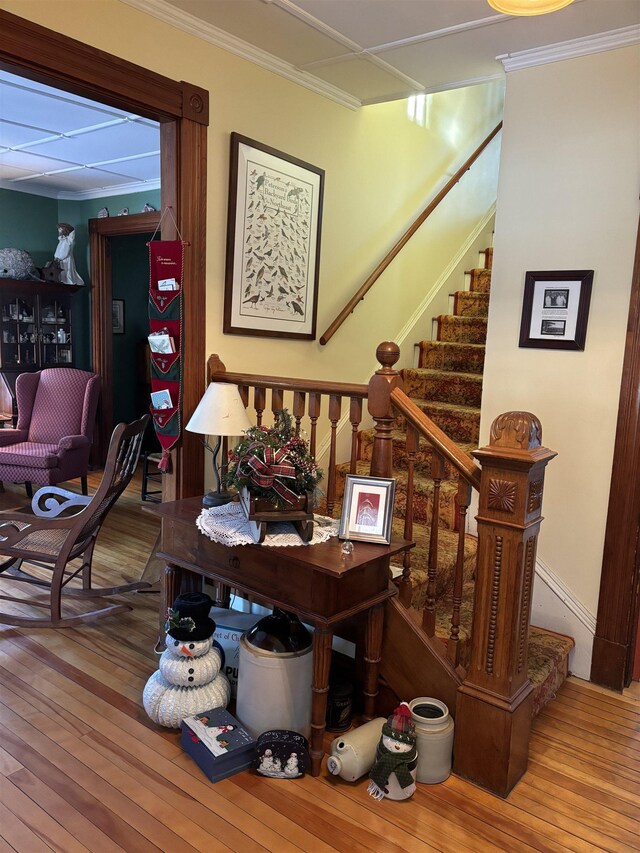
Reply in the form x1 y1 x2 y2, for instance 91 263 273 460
367 702 418 801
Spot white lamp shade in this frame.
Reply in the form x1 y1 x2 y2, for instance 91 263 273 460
487 0 574 14
185 383 252 437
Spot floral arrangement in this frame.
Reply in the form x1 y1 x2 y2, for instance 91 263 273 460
227 410 322 507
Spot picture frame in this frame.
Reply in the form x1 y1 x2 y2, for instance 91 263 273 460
338 475 396 545
224 133 324 340
112 299 125 335
519 270 593 351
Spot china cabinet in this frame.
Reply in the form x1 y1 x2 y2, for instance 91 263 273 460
0 280 80 420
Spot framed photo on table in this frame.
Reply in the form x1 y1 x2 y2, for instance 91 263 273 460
519 270 593 350
224 133 324 340
339 475 396 545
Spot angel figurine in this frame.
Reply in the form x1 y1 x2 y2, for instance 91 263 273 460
54 223 84 286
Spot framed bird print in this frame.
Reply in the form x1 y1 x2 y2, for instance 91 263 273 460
224 133 324 340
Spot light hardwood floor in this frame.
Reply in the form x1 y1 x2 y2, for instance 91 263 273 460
0 474 638 852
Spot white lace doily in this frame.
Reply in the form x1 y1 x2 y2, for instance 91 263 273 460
196 501 339 547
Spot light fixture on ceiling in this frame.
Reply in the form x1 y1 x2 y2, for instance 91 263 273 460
487 0 574 14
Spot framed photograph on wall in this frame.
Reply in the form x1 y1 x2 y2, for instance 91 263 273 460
112 299 125 335
519 270 593 350
338 475 396 545
224 133 324 340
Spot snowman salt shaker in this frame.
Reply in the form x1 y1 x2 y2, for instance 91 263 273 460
367 703 418 801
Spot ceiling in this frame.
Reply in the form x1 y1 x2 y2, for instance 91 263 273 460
0 69 160 201
1 0 638 199
126 0 640 106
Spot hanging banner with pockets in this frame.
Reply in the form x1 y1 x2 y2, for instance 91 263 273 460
148 235 185 472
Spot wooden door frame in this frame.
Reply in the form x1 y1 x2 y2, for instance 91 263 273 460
89 211 161 463
591 216 640 690
0 8 207 500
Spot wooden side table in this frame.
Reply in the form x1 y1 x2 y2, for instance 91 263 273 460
150 497 413 775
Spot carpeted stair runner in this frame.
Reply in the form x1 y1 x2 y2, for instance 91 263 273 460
335 245 574 715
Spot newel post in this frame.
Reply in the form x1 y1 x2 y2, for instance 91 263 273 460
367 342 403 479
453 411 556 798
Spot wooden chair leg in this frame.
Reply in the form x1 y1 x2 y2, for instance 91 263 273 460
81 475 88 496
25 481 32 498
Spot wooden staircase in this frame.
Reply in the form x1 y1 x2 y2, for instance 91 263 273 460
336 247 574 753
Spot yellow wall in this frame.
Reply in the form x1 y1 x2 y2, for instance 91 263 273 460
481 46 640 668
2 0 501 390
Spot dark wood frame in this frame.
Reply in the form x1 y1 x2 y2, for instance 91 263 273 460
519 269 593 350
223 133 324 340
111 299 125 335
338 474 396 545
592 216 640 689
0 8 207 501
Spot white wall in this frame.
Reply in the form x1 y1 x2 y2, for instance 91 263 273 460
481 45 640 677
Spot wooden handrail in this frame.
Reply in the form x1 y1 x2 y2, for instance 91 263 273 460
319 122 503 346
207 356 368 399
390 386 482 491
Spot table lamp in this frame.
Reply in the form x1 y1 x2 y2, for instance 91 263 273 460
186 382 252 507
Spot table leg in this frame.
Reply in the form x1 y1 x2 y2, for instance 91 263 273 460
363 602 385 721
310 626 333 776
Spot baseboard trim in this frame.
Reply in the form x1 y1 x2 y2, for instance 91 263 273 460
535 557 596 635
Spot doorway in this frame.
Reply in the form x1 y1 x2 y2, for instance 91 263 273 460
0 8 207 500
89 211 161 462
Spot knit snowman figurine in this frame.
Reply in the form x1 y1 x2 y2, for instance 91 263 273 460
367 702 418 801
143 592 230 728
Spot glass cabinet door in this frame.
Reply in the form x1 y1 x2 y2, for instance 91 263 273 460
40 298 72 366
1 295 37 368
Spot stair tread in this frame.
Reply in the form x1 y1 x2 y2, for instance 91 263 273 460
418 340 485 349
411 397 481 415
403 367 483 383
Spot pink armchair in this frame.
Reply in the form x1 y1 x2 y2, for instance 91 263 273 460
0 368 101 497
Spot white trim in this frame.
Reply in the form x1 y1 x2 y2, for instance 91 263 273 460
394 205 497 349
119 0 361 110
498 25 640 72
535 556 597 634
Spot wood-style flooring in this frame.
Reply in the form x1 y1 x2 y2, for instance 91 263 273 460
0 474 638 852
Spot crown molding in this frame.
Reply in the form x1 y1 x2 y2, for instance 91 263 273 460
119 0 362 110
0 178 161 201
498 25 640 72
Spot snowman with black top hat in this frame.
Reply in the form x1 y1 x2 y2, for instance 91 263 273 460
143 592 230 728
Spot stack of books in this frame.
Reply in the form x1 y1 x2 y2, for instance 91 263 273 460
181 708 256 783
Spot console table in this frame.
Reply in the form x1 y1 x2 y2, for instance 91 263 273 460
151 497 413 775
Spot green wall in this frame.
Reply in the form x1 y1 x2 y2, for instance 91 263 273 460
1 188 161 372
0 189 58 268
111 232 154 429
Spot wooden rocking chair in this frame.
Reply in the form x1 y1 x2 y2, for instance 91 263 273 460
0 414 152 627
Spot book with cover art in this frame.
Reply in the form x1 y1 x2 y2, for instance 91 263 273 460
181 708 256 783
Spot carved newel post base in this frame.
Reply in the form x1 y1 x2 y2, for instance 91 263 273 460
453 412 556 798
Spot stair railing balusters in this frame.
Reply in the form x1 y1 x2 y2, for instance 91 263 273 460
293 391 306 436
349 397 363 474
308 392 321 459
400 423 418 607
271 388 284 423
326 394 341 517
254 387 266 427
423 450 446 636
448 477 472 667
